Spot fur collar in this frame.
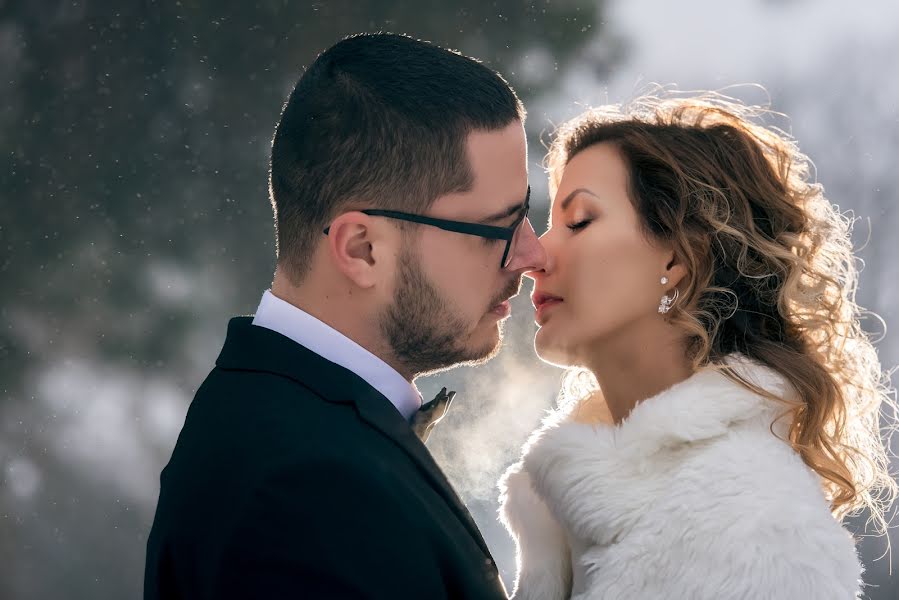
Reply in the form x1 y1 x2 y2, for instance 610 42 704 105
500 357 862 599
521 357 795 543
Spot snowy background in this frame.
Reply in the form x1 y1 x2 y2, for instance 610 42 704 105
3 1 898 598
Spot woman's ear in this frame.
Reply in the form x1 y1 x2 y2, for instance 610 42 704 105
661 248 688 289
325 212 382 289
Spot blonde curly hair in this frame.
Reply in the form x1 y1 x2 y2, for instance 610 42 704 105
548 91 897 533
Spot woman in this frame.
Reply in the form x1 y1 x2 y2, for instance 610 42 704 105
499 93 896 599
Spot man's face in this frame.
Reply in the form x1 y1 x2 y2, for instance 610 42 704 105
380 121 545 376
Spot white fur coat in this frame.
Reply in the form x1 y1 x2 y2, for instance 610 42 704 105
498 359 862 600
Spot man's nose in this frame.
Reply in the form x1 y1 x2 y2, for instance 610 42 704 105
522 228 555 281
504 218 547 273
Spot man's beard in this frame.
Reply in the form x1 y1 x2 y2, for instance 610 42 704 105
381 244 520 377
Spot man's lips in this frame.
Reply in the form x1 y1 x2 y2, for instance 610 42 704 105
490 300 512 318
489 281 522 317
491 289 519 315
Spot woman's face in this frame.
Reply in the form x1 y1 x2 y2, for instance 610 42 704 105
529 142 681 367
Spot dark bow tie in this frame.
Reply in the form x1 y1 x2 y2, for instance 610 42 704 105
411 387 456 443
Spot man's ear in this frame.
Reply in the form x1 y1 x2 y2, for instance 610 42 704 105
325 212 388 289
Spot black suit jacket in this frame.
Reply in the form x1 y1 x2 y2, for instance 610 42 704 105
144 317 507 599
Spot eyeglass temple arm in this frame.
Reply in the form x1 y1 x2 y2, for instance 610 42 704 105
324 211 514 239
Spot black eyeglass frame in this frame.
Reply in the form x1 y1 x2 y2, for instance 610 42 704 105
323 186 531 268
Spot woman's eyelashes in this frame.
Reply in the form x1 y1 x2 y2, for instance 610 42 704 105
566 217 594 232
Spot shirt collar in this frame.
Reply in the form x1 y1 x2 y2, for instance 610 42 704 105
251 290 422 421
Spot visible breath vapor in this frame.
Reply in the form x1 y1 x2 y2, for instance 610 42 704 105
420 294 564 502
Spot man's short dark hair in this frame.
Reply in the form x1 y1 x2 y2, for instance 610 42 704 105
268 32 526 283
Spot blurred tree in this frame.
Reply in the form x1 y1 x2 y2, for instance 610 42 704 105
1 1 612 598
3 0 610 383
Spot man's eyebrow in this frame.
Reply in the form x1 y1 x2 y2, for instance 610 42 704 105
479 186 531 224
559 187 599 210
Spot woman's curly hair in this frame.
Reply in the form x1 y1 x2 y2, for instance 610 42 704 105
549 90 897 532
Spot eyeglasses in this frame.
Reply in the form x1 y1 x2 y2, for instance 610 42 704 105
323 186 531 269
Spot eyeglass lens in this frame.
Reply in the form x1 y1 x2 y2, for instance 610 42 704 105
502 210 529 268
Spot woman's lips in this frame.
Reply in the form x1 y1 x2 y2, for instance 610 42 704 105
531 292 563 324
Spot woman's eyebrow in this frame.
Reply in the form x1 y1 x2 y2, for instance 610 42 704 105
559 187 599 210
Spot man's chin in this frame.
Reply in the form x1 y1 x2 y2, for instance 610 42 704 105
467 326 504 364
409 329 502 377
447 329 504 371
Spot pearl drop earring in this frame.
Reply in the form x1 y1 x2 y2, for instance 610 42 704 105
658 276 678 314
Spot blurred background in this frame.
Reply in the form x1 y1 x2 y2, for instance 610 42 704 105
3 0 898 598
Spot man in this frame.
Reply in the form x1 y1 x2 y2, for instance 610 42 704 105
144 33 545 599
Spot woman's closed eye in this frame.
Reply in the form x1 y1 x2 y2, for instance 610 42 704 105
567 218 593 232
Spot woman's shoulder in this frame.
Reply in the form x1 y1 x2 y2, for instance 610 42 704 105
673 428 862 597
669 413 858 561
690 416 820 498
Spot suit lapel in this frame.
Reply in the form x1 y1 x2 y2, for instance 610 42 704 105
351 394 494 559
216 317 494 560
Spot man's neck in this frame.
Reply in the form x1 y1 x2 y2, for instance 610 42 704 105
270 275 414 382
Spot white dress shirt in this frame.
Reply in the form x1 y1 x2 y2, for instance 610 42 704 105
251 290 422 421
